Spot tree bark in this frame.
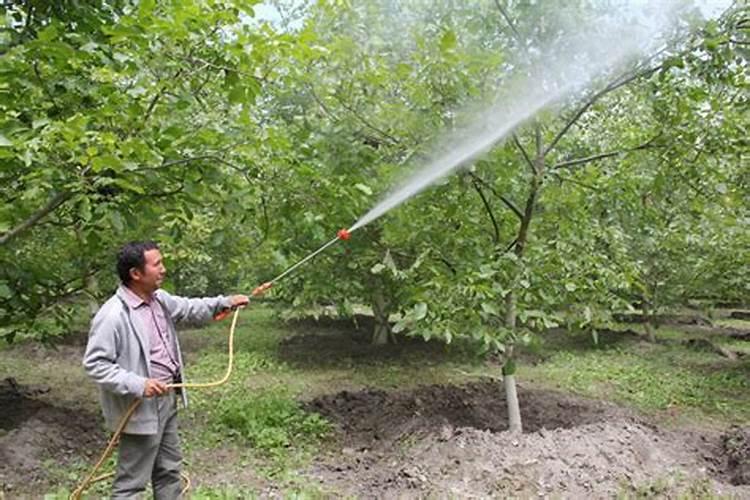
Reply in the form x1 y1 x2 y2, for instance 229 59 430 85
84 274 100 317
642 300 657 343
500 348 522 435
0 191 71 246
503 289 523 434
500 127 547 434
371 286 392 345
504 370 522 434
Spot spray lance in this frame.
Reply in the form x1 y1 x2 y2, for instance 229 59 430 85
213 227 353 320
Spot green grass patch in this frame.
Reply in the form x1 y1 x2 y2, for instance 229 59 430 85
715 318 750 330
525 340 750 422
216 388 331 455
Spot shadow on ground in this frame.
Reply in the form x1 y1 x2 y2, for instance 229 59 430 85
279 316 476 368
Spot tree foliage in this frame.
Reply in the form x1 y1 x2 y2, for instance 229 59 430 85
1 0 747 364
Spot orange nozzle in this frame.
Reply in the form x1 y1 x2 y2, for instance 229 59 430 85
337 228 351 240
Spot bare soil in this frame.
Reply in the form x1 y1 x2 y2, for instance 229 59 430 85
2 319 749 498
0 378 106 495
2 376 749 498
304 381 750 498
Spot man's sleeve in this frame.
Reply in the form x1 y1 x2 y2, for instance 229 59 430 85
158 290 232 325
82 308 146 397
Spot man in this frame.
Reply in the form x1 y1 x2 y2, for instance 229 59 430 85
83 241 261 498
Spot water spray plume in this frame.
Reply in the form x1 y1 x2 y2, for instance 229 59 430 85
347 0 708 232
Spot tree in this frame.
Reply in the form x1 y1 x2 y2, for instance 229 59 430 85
0 0 280 341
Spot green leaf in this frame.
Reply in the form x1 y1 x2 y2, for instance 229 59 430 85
112 177 145 194
480 302 498 316
414 302 427 321
32 118 50 130
229 85 247 104
0 134 12 147
354 183 372 195
439 30 457 53
38 24 60 43
78 197 92 221
370 263 385 274
92 155 123 173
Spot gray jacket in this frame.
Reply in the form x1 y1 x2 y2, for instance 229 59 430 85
83 286 231 435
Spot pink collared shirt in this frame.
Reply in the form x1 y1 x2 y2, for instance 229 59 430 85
120 285 180 383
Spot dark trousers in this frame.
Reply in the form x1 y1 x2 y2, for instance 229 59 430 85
112 392 182 499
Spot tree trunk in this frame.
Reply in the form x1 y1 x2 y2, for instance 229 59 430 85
642 301 657 343
371 287 392 345
504 290 516 326
74 224 99 317
503 292 522 434
84 274 99 317
504 359 522 434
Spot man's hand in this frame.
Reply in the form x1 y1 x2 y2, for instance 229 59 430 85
251 281 272 297
230 294 250 307
143 379 168 397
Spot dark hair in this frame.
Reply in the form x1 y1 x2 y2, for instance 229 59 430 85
116 241 160 285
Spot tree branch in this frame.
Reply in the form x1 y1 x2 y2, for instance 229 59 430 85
468 172 523 220
544 65 661 157
471 177 501 244
307 83 341 121
493 0 524 46
552 135 661 170
332 94 401 146
0 191 72 246
551 172 599 191
150 154 250 174
512 133 536 175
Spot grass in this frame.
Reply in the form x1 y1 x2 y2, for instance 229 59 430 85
178 305 485 483
1 304 747 496
522 325 750 424
617 474 725 499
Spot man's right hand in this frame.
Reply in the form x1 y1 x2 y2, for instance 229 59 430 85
143 379 168 397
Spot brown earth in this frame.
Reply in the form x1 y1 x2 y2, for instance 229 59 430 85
2 377 749 498
304 381 750 498
0 378 106 495
3 319 749 499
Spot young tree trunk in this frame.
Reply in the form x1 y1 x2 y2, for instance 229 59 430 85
504 291 522 434
75 224 99 317
503 344 522 434
84 274 99 317
371 287 392 345
642 301 657 343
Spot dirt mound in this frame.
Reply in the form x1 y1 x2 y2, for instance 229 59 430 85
305 382 749 498
722 426 750 485
0 379 105 493
305 382 631 447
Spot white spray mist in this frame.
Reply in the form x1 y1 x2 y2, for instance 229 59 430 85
347 0 703 232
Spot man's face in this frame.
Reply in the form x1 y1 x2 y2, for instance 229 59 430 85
131 249 166 293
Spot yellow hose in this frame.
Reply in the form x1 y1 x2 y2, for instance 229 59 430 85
70 307 242 499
